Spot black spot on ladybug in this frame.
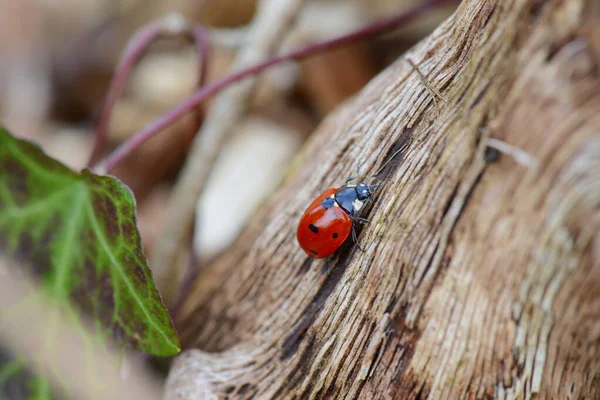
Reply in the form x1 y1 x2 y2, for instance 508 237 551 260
310 249 318 255
332 233 339 239
321 197 335 209
309 224 319 233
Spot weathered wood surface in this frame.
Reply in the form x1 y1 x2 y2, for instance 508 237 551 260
165 0 600 398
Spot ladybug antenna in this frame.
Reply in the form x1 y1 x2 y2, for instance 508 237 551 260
372 138 412 178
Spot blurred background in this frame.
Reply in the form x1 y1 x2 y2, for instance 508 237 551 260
0 0 455 397
0 0 455 261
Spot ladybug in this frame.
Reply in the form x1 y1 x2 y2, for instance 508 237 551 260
297 181 376 258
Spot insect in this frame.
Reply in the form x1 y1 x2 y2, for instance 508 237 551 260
296 180 376 259
296 139 411 259
296 61 439 259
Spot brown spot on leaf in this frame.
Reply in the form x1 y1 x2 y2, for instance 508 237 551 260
91 192 120 242
134 265 147 286
134 246 144 260
80 229 98 262
119 203 131 218
121 220 136 242
72 261 99 319
2 159 29 205
100 273 115 312
15 230 53 278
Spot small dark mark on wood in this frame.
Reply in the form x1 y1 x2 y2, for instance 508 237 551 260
282 249 352 360
296 257 313 276
385 295 398 314
237 383 256 395
414 383 430 400
453 170 484 224
375 116 420 182
470 81 490 109
314 387 325 399
484 146 500 163
547 34 578 62
277 337 316 395
389 334 419 398
529 0 549 21
224 385 235 394
281 316 313 360
348 356 367 394
324 380 339 399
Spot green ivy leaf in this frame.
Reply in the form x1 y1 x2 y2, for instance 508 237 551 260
0 127 180 357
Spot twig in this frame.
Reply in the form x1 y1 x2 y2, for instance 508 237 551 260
406 57 447 117
190 26 211 89
486 138 539 169
87 13 211 168
188 26 212 130
95 0 456 174
209 26 250 50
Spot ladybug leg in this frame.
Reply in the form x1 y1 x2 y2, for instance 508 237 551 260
345 164 362 185
351 216 370 224
351 225 365 252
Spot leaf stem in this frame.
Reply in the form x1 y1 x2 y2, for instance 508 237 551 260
95 0 456 174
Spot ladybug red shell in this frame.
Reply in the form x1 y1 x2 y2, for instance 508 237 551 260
297 182 374 258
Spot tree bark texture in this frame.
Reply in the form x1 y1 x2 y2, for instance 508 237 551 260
165 0 600 398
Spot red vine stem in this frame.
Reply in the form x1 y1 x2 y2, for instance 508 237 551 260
186 26 212 132
95 0 455 174
191 27 211 89
87 15 212 168
87 22 160 167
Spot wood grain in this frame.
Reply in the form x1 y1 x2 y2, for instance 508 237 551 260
165 0 600 398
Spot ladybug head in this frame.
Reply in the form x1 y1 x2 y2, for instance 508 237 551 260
356 182 381 201
356 183 372 200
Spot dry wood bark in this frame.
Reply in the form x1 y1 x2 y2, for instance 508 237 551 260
165 0 600 398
